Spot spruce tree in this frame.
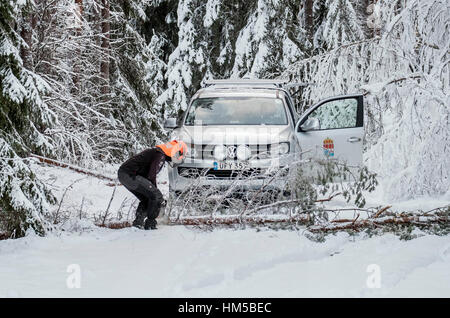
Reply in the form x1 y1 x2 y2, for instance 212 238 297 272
0 0 56 237
321 0 366 50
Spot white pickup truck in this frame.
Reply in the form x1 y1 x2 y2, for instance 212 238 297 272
164 79 364 192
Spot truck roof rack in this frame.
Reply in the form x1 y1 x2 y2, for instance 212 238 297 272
204 79 289 87
204 79 315 90
285 82 316 88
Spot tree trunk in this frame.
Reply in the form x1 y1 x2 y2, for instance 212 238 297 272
100 0 110 95
20 14 33 69
358 0 371 39
73 0 83 90
304 0 313 49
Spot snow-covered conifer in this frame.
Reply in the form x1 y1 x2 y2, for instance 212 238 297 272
320 0 366 50
0 0 56 237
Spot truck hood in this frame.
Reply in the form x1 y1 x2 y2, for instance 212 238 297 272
173 125 293 145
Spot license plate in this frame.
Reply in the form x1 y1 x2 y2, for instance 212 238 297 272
213 161 249 170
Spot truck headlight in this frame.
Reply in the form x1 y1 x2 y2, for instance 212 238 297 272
213 145 227 161
236 145 251 161
279 142 290 154
271 142 290 155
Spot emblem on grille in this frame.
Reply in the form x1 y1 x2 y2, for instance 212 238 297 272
226 146 237 159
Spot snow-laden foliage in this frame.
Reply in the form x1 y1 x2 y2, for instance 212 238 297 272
157 0 307 112
0 0 56 237
24 0 166 165
320 0 366 49
29 0 114 164
110 0 168 150
2 0 172 238
283 0 450 200
157 0 207 112
0 140 55 237
145 0 370 113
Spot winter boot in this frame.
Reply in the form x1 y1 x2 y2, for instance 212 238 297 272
144 218 157 230
132 205 146 229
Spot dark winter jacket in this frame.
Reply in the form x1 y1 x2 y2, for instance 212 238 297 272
119 148 167 186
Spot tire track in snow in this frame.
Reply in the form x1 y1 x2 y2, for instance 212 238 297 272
232 248 340 281
179 242 346 294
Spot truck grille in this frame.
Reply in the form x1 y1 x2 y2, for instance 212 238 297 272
188 144 272 160
178 167 264 179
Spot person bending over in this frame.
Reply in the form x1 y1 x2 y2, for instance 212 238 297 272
118 140 187 230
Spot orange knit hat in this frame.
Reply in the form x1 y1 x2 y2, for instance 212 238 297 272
156 140 188 162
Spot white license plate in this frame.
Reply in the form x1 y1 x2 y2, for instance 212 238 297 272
213 161 249 170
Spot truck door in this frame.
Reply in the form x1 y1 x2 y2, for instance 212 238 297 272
295 95 364 167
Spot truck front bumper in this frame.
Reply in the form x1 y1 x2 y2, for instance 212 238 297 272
168 156 294 193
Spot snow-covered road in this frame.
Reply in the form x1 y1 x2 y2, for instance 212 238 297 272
1 226 450 297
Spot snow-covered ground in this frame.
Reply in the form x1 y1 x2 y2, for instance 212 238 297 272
0 161 449 298
1 226 450 297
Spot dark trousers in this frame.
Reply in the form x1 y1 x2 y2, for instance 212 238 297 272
118 168 163 222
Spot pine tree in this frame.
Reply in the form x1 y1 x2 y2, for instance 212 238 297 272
321 0 366 50
24 0 168 163
109 0 169 153
0 0 56 237
156 0 306 114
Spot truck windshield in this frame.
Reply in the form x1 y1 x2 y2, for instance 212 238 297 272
184 97 288 126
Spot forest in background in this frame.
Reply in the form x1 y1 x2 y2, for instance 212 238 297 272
0 0 448 236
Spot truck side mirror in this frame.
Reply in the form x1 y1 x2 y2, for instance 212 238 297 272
300 117 320 131
164 118 177 129
177 110 185 127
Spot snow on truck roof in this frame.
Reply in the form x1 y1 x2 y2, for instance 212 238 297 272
203 79 313 89
194 87 284 99
204 79 290 87
193 79 315 99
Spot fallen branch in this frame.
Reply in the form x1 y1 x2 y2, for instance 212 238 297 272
91 204 449 234
332 219 357 223
372 205 392 218
245 199 311 215
316 192 342 203
310 214 449 233
29 153 118 184
96 221 131 229
362 75 422 96
167 214 311 226
0 232 10 240
101 184 118 226
352 213 360 225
